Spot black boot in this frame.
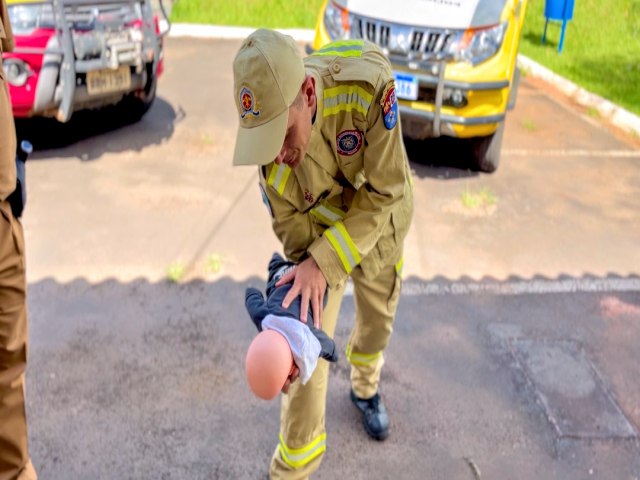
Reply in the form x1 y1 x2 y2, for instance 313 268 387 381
350 390 390 441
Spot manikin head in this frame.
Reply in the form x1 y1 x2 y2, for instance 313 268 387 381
245 329 295 400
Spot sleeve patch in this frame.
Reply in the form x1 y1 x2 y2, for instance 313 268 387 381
381 81 398 130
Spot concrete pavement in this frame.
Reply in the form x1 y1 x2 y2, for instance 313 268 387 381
16 37 640 479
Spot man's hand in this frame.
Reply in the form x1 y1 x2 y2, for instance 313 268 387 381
275 256 327 328
281 365 300 394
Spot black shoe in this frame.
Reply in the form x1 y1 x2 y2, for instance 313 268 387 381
350 390 390 441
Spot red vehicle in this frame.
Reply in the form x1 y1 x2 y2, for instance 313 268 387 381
2 0 168 122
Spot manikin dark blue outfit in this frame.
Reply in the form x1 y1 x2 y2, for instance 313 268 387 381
245 252 338 363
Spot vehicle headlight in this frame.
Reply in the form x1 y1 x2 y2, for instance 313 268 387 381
2 59 31 87
451 22 507 65
323 1 351 40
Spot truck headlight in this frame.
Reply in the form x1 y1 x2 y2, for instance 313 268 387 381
2 59 31 87
452 22 507 65
324 1 351 40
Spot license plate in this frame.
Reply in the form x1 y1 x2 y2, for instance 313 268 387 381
86 66 131 96
393 72 419 101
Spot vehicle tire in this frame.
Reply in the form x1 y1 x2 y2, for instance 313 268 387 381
121 63 157 121
470 121 505 173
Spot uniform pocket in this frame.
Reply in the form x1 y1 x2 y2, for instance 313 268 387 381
0 201 24 257
0 202 26 328
387 269 402 312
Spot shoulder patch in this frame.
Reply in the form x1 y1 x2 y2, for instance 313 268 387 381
336 130 363 156
381 81 398 130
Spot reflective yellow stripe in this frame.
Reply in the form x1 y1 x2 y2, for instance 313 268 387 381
323 85 372 118
395 257 404 276
313 40 364 57
346 343 383 366
309 202 346 227
278 433 326 469
324 221 361 274
267 163 292 196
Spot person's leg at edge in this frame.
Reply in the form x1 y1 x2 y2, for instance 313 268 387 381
269 281 347 480
348 263 402 402
0 201 37 480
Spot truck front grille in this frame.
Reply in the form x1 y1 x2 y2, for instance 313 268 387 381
351 15 457 61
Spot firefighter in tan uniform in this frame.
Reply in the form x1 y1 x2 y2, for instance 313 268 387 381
0 1 37 478
232 29 413 479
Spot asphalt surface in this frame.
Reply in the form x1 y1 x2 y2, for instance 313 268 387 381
16 37 640 479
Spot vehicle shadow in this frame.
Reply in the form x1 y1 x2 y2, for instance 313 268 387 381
14 96 181 161
404 136 480 180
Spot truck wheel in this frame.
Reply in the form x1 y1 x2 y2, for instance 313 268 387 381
470 121 505 173
122 63 157 121
138 64 158 114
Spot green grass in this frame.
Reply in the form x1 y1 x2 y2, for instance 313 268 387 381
461 187 497 210
171 0 639 115
586 107 600 119
171 0 325 29
205 253 223 274
519 0 640 115
166 261 186 283
522 118 538 132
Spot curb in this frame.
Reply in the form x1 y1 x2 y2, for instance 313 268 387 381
168 24 640 139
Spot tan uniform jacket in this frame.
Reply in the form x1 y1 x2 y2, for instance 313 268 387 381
259 40 414 289
1 0 16 201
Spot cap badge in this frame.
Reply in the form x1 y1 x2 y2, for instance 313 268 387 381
240 86 260 119
336 130 363 156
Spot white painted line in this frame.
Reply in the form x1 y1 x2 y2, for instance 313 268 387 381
392 278 640 296
504 149 640 158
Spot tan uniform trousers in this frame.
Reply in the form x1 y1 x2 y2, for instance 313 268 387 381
270 261 402 479
0 73 37 480
0 200 36 480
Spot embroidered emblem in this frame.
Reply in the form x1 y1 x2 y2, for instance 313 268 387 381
239 86 260 119
336 130 363 156
304 189 314 203
259 184 273 217
381 81 398 130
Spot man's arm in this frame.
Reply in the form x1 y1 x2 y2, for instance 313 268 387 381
1 0 14 53
308 75 410 288
0 0 17 203
259 165 330 326
259 164 317 263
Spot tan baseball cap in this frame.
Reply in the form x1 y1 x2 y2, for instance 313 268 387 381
232 29 306 166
